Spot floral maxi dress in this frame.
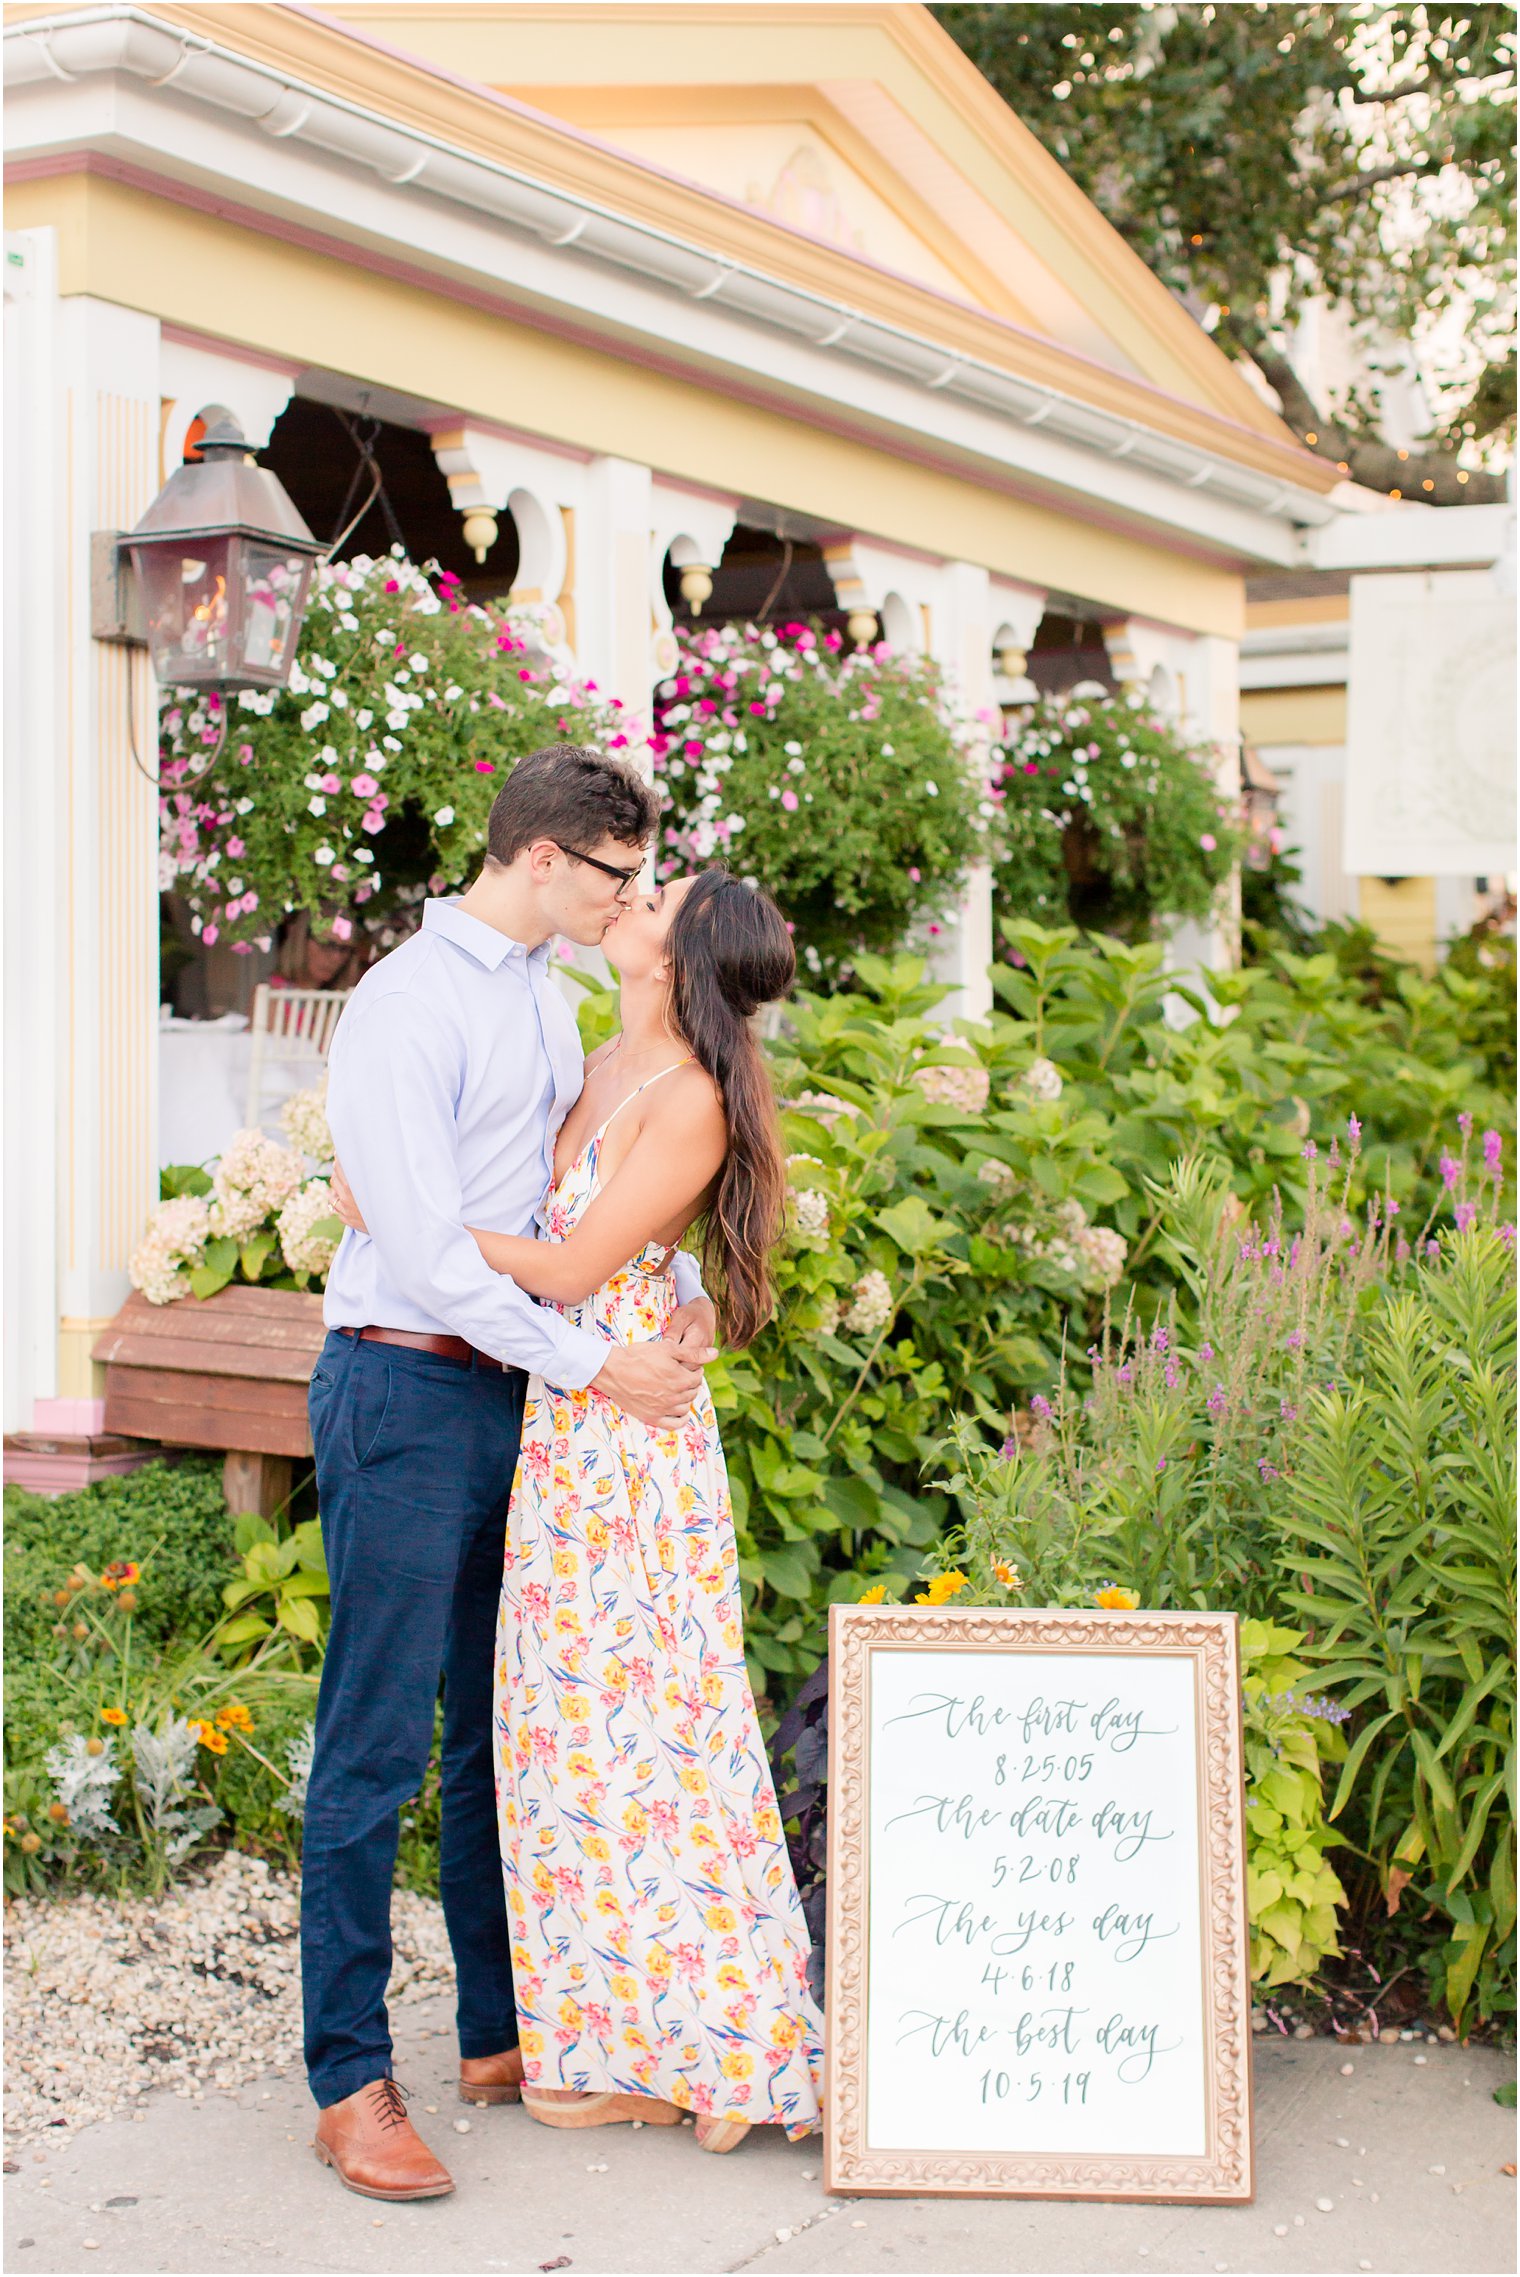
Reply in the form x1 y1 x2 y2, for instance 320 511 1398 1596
494 1091 824 2135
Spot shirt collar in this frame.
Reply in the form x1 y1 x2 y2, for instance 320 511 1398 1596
421 898 551 972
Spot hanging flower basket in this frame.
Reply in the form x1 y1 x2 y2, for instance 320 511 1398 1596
991 689 1244 942
650 619 987 979
158 551 639 954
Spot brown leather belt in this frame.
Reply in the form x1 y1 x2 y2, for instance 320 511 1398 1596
339 1325 507 1372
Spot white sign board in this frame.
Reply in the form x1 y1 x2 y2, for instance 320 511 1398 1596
1345 566 1517 877
826 1608 1253 2200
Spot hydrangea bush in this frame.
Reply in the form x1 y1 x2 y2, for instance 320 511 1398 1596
992 688 1243 940
158 551 638 953
129 1085 340 1303
651 620 987 979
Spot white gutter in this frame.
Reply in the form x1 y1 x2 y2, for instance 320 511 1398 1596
5 3 1334 532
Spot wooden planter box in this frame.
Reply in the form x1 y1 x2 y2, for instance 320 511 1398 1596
93 1285 328 1514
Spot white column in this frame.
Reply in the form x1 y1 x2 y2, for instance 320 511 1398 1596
927 561 997 1023
53 296 164 1406
4 230 63 1432
160 339 297 470
577 454 656 738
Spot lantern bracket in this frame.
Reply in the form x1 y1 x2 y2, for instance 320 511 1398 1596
90 529 148 646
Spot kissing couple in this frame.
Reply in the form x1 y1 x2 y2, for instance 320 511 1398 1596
300 741 825 2200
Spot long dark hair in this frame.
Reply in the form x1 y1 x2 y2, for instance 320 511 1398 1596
667 868 795 1349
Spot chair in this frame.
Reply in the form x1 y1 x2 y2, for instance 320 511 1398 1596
243 983 350 1133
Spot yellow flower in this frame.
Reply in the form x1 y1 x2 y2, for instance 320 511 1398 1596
1094 1584 1140 1612
701 1674 724 1707
716 1962 748 1990
100 1706 128 1727
595 1889 624 1917
993 1561 1022 1591
568 1750 596 1778
552 1551 579 1578
583 1834 611 1862
610 1973 638 2001
562 1696 589 1721
754 1805 780 1841
678 1765 708 1794
192 1720 227 1755
647 1948 672 1982
216 1702 254 1732
770 2014 801 2048
705 1904 737 1933
721 2050 754 2081
914 1571 969 1607
518 2029 544 2058
858 1584 889 1605
100 1560 140 1590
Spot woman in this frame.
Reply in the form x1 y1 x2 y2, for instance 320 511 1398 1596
470 867 821 2151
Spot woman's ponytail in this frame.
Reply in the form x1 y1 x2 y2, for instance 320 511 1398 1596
666 869 795 1349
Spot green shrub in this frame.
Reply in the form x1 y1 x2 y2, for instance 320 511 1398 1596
1278 1226 1517 2031
1240 1620 1349 1989
4 1464 316 1895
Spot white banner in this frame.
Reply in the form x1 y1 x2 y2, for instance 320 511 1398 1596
1344 567 1516 877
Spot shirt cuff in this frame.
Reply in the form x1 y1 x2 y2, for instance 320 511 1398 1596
542 1319 612 1391
670 1249 708 1306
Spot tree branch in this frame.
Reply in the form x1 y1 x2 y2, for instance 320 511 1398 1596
1320 159 1439 202
1217 320 1508 506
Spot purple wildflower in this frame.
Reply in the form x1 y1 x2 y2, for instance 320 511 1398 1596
1395 1237 1410 1264
1280 1401 1298 1423
1301 1140 1317 1162
1458 1110 1474 1138
1206 1385 1227 1417
1386 1199 1400 1217
1286 1332 1303 1349
1455 1201 1477 1233
1439 1152 1461 1190
1116 1364 1135 1386
1500 1223 1516 1248
1198 1342 1214 1365
1328 1138 1340 1166
1150 1324 1169 1353
1347 1114 1362 1148
1258 1459 1280 1482
1155 1457 1167 1476
1483 1129 1503 1178
999 1436 1018 1460
1030 1393 1054 1420
1426 1239 1441 1260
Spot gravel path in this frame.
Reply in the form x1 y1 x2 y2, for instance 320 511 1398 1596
3 1853 453 2145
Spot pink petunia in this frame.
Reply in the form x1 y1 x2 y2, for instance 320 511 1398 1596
350 774 379 800
780 789 799 811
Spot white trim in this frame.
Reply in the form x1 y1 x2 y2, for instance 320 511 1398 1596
5 5 1333 564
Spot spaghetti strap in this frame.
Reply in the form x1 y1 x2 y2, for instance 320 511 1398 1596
595 1055 693 1145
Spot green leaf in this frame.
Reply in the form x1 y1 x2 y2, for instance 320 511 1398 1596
277 1596 322 1643
876 1196 947 1256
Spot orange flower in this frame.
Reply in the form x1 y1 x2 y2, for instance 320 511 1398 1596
215 1702 254 1733
100 1561 140 1591
1094 1584 1140 1612
100 1706 128 1727
191 1720 228 1755
993 1561 1022 1591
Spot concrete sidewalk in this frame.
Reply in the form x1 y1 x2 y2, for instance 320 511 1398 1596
4 1998 1514 2277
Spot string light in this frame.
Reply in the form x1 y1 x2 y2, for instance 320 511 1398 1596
1458 470 1470 484
1397 449 1410 461
1422 479 1435 491
1304 431 1318 444
1336 461 1350 472
1389 487 1402 499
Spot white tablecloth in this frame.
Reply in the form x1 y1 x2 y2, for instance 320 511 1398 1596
158 1014 313 1169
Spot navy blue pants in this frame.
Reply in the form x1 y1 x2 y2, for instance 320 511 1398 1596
301 1329 527 2109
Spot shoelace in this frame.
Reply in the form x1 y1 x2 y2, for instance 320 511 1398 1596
365 2077 411 2131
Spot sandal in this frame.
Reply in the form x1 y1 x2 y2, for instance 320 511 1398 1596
522 2088 685 2130
694 2116 751 2155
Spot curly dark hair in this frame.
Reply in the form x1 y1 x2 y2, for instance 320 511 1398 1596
487 743 658 866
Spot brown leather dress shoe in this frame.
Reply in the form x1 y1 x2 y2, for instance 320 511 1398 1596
458 2046 525 2106
313 2077 455 2201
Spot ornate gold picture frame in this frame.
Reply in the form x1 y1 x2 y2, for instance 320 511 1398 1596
824 1605 1254 2201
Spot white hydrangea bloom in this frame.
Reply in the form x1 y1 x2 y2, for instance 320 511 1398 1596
1079 1224 1128 1290
1021 1057 1064 1103
976 1158 1016 1196
129 1192 212 1305
1054 1197 1089 1241
913 1062 990 1113
794 1090 860 1130
209 1130 304 1242
793 1189 830 1239
279 1081 334 1166
843 1268 894 1337
277 1178 342 1279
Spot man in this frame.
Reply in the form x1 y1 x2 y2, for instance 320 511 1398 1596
303 744 715 2201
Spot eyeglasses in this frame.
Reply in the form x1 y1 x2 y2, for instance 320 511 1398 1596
554 844 644 898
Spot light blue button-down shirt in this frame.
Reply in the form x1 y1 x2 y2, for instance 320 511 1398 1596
322 899 702 1386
